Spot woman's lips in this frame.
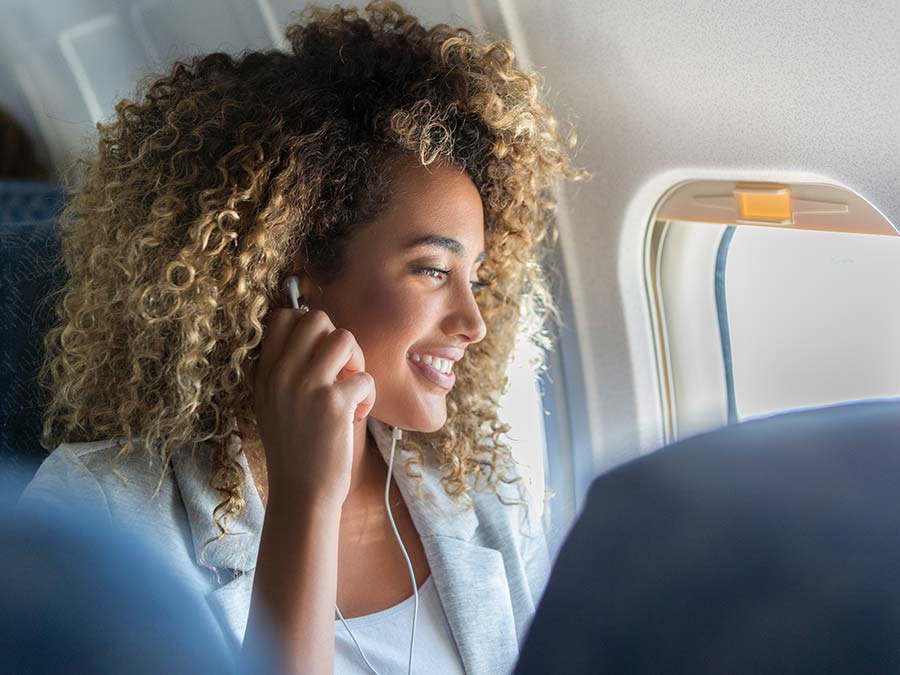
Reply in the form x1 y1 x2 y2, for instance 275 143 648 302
408 357 456 390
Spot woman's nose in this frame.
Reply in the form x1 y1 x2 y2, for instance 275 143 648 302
444 283 487 345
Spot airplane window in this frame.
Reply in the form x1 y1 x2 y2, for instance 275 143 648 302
720 226 900 421
647 180 900 442
495 280 587 556
498 331 548 522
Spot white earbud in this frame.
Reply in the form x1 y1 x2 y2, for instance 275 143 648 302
281 275 309 313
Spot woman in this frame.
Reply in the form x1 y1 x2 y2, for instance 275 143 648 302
19 2 586 673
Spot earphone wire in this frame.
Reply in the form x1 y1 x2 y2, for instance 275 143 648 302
386 426 418 675
335 605 381 675
335 427 416 675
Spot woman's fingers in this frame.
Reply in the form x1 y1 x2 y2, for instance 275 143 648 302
248 292 377 508
306 327 367 386
253 308 368 408
257 309 331 386
333 371 377 421
254 308 305 386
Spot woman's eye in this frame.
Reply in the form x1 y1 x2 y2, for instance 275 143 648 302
415 267 450 279
413 266 492 293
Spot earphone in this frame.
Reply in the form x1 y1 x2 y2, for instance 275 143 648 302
282 276 308 313
281 275 418 675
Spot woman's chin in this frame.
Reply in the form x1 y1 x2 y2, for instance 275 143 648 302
419 417 447 433
376 404 446 434
417 401 449 432
401 414 447 434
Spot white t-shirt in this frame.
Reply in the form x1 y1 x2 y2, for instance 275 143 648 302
334 575 465 674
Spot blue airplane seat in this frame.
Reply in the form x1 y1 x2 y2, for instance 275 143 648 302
0 180 67 493
0 179 65 224
515 398 900 675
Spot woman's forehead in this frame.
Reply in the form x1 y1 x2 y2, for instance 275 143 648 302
353 216 486 266
371 159 485 246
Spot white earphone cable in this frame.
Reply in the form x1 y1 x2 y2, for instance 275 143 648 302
386 426 418 675
334 426 417 675
335 605 380 675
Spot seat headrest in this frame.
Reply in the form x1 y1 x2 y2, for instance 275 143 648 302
0 180 67 491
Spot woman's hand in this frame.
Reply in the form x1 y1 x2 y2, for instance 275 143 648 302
249 307 376 510
242 306 373 674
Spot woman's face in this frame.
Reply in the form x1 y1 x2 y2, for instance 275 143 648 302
300 157 488 433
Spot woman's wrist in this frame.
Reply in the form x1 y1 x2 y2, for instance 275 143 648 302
265 485 344 520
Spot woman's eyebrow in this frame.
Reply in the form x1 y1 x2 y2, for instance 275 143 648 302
404 234 486 263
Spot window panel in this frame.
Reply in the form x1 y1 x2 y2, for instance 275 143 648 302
724 226 900 419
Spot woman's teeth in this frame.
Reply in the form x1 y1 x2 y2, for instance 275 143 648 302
407 353 454 375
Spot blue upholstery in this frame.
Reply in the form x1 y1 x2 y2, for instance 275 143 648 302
1 464 280 674
0 180 64 224
515 399 900 674
0 180 67 490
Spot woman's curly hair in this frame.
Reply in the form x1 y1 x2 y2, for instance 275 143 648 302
37 1 587 553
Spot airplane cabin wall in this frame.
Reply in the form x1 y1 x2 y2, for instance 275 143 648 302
488 0 900 472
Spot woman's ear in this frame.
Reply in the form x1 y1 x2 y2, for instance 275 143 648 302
284 251 324 309
297 271 322 310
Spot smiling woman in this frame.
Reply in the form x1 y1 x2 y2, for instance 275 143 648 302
19 2 586 673
276 155 489 434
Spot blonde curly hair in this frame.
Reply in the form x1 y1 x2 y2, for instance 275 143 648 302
37 1 587 548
